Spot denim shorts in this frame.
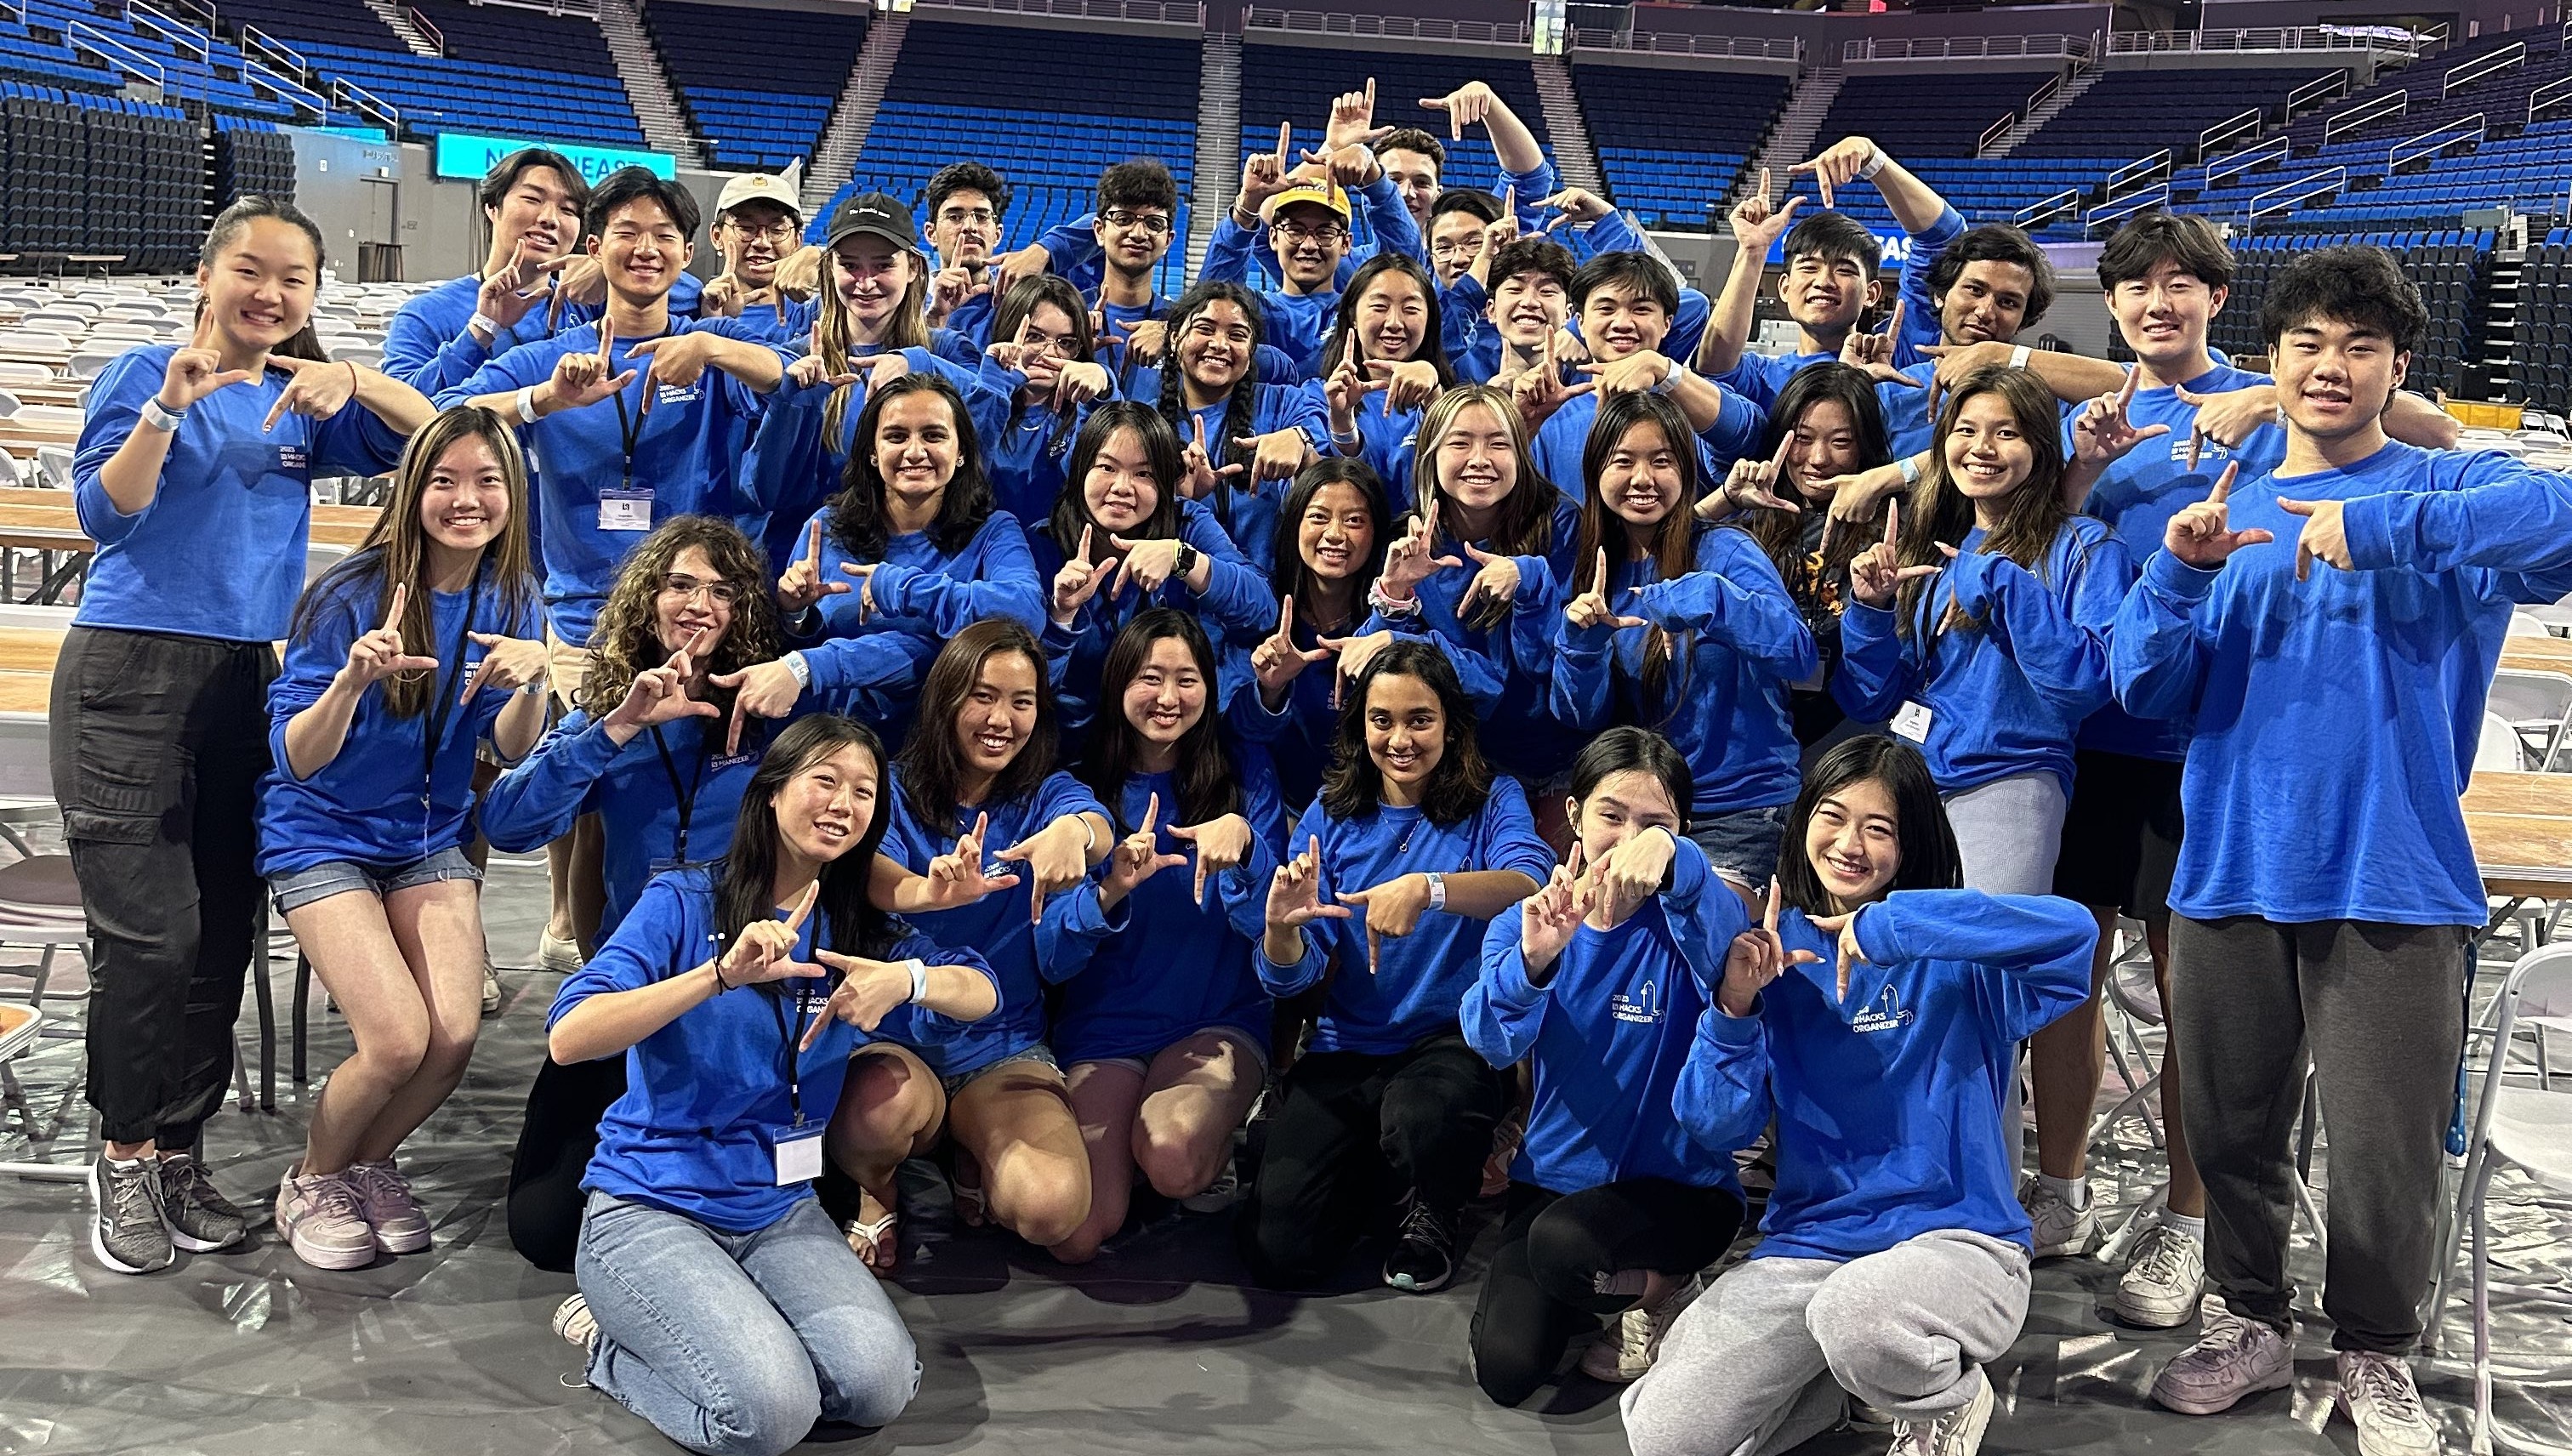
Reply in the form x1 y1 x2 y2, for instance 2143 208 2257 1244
1687 803 1790 890
269 845 481 915
939 1042 1061 1100
1072 1023 1271 1082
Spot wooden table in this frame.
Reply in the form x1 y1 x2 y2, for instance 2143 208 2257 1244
0 490 378 551
2501 634 2572 677
2463 769 2572 899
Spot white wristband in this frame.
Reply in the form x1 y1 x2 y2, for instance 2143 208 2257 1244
515 386 540 424
1857 145 1889 181
1425 871 1447 911
2008 344 2033 371
905 958 928 1004
1898 455 1923 487
469 312 500 344
140 397 185 432
782 651 811 690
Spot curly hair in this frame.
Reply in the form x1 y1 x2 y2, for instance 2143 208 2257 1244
575 515 782 719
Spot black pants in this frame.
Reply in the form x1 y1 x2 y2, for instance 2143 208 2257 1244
1470 1177 1747 1407
50 626 275 1149
1238 1026 1504 1289
2168 914 2466 1353
505 1053 629 1272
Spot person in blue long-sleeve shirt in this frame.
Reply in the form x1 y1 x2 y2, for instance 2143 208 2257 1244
1834 366 2129 897
380 147 590 396
725 374 1047 748
1243 641 1552 1294
544 714 999 1456
1521 253 1764 498
260 407 547 1273
1203 144 1424 379
1624 735 2092 1456
689 173 812 345
1030 403 1279 740
820 619 1116 1265
62 197 433 1277
1699 138 1965 414
1466 236 1577 390
1308 253 1454 513
1131 280 1332 568
1236 458 1393 807
1555 393 1816 895
1462 728 1751 1404
969 276 1118 528
2111 245 2572 1447
1045 611 1288 1262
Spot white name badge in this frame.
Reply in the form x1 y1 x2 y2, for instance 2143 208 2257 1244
1892 700 1934 743
772 1124 824 1186
598 488 652 532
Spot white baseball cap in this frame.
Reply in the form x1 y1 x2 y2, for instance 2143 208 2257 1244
715 173 800 221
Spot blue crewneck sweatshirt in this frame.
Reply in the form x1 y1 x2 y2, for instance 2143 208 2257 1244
788 505 1048 737
257 560 543 875
1465 836 1749 1195
1553 526 1817 817
1675 890 2095 1261
1261 778 1556 1055
552 867 998 1232
74 347 409 642
434 317 786 646
1531 384 1767 508
1027 500 1277 736
2114 439 2572 927
735 344 989 577
1834 516 2129 796
1049 755 1289 1064
382 271 704 394
2068 360 2285 761
878 769 1115 1076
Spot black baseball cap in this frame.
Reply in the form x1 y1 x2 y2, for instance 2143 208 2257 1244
823 192 919 251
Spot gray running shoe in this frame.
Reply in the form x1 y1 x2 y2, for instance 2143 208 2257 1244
89 1157 173 1274
155 1152 247 1252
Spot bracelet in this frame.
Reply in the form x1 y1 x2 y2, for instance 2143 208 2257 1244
2008 344 2033 371
906 958 928 1004
346 361 361 395
1857 145 1889 181
140 397 186 432
1083 816 1100 854
1369 580 1422 618
469 311 500 343
1898 455 1923 488
709 959 734 992
1425 871 1446 911
515 386 540 424
782 651 811 689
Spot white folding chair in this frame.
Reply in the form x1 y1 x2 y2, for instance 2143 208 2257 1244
2481 712 2531 772
2460 941 2572 1455
63 351 119 382
33 446 71 492
2489 670 2572 771
2509 612 2552 640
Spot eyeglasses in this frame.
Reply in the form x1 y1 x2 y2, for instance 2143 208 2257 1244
939 208 997 227
726 220 800 244
1431 237 1486 261
659 573 740 606
1103 210 1172 236
1277 221 1348 245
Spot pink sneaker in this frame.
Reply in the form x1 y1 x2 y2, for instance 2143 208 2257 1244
344 1159 430 1254
276 1167 377 1271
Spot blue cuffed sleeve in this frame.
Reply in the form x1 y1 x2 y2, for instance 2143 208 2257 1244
2110 548 2223 722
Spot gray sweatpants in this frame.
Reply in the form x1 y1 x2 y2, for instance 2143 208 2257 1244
2167 914 2467 1354
1622 1228 2031 1456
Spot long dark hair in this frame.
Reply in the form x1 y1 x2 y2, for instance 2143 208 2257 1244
1573 391 1702 720
1744 362 1891 589
828 373 993 560
1567 725 1695 833
1047 401 1185 559
1153 279 1266 530
1271 458 1390 634
1078 609 1241 830
894 618 1060 828
989 273 1095 456
712 714 902 982
292 407 538 719
1414 384 1555 630
1897 364 2077 640
1773 735 1961 917
1319 638 1494 827
1317 253 1454 393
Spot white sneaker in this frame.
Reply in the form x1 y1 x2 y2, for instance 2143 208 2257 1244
2151 1306 2295 1415
2336 1351 2441 1456
481 963 501 1015
2018 1177 2096 1258
1579 1271 1703 1383
2116 1223 2208 1328
536 931 584 975
1890 1368 1994 1456
553 1293 599 1352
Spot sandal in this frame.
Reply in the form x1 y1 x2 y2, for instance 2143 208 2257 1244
949 1156 988 1229
844 1186 899 1270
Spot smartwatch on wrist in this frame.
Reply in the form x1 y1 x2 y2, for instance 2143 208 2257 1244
1173 541 1199 581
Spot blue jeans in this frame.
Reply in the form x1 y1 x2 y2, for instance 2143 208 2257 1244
575 1191 919 1456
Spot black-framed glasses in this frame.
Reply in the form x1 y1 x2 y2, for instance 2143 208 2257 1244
1103 209 1173 236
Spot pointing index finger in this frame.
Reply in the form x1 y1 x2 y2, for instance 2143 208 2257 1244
1763 876 1782 936
2209 459 2239 506
1885 495 1901 552
2116 363 2140 410
1885 298 1904 344
1275 121 1291 169
785 879 819 933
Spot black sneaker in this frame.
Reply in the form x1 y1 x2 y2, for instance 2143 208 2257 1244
1382 1196 1456 1294
89 1156 173 1274
156 1152 248 1252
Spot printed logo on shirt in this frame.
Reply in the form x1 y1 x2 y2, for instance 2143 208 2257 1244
653 382 703 410
278 444 310 471
709 749 760 771
1850 985 1915 1036
2167 437 2230 464
1610 978 1662 1027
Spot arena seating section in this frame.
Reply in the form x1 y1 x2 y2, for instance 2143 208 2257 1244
858 20 1200 295
2518 229 2572 412
0 83 197 269
1574 61 1786 230
2199 228 2489 401
646 1 864 172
